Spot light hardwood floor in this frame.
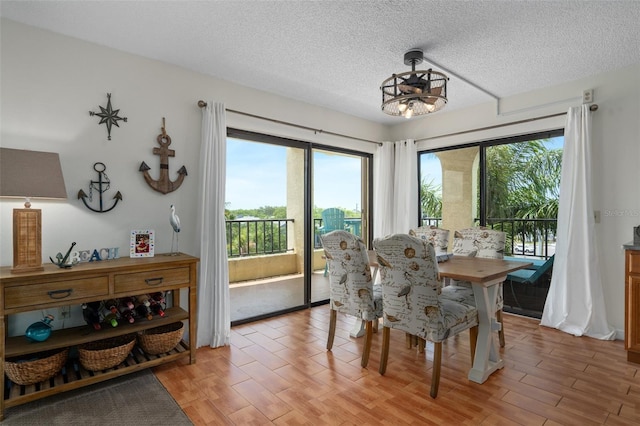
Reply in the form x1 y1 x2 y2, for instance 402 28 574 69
154 307 640 425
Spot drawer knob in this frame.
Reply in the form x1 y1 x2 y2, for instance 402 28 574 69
144 277 164 286
47 289 73 299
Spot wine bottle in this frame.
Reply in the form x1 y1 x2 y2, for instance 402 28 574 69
149 299 165 317
134 302 153 320
136 294 151 307
82 302 101 330
150 292 165 304
118 305 135 324
104 298 119 314
119 296 135 310
100 303 119 327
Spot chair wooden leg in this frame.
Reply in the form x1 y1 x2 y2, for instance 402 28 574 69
327 309 337 350
373 317 379 333
469 325 478 364
379 327 390 375
361 320 373 367
417 337 426 353
430 342 442 398
405 332 413 349
496 310 505 347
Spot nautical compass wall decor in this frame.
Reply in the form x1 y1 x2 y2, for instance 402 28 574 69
78 162 123 213
89 93 128 140
139 118 187 194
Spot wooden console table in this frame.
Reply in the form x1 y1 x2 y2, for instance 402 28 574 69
0 253 198 420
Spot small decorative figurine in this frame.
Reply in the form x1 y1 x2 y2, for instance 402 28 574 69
170 204 181 254
139 118 187 194
50 242 77 268
78 162 123 213
25 314 55 342
89 93 127 140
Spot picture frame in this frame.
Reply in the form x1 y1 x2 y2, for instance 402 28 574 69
130 229 155 258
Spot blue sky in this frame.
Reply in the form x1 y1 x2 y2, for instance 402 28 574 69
226 139 362 211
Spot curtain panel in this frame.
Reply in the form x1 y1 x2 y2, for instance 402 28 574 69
540 105 615 340
196 101 231 348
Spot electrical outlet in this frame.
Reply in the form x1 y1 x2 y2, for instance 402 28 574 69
59 305 71 319
583 89 593 104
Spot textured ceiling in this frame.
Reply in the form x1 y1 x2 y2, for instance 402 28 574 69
2 1 639 124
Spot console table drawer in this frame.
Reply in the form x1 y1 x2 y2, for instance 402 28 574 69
4 277 109 309
114 267 190 293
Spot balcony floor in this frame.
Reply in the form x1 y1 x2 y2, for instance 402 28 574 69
230 269 329 322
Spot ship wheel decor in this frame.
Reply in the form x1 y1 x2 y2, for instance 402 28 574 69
139 118 188 194
89 93 128 140
78 162 123 213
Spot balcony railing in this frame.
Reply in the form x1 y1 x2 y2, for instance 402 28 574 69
228 216 555 259
226 219 294 258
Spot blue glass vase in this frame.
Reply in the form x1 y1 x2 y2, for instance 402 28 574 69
25 314 54 342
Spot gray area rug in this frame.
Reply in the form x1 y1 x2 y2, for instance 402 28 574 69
3 370 192 425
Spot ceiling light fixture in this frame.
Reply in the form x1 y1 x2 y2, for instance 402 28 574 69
381 49 449 118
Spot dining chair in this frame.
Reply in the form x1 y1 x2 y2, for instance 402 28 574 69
440 227 508 346
373 233 478 398
320 230 382 368
409 225 450 255
406 225 451 349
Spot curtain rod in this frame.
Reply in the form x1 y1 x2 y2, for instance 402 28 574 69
416 103 599 143
197 100 382 146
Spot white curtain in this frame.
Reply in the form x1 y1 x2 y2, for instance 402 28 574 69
373 140 418 237
540 105 615 340
196 101 231 348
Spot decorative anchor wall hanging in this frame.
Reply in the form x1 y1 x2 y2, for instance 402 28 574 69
89 93 127 140
78 162 123 213
139 118 187 194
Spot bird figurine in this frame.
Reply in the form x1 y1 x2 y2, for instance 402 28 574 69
170 204 181 255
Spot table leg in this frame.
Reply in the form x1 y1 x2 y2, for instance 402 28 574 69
468 281 504 383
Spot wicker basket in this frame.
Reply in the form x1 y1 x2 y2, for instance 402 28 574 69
78 334 136 371
5 348 69 385
137 322 184 355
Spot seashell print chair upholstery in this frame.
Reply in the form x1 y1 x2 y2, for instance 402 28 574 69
409 226 450 255
320 230 383 368
373 233 478 398
440 227 508 346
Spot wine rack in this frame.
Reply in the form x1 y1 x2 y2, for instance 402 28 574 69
0 253 199 420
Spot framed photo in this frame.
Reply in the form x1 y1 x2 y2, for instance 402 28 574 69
130 229 155 258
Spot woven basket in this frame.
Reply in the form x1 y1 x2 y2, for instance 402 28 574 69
137 322 184 355
79 334 136 371
5 348 69 385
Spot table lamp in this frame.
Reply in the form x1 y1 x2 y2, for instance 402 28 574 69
0 148 67 273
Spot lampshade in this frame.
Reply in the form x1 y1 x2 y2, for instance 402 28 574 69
381 49 449 118
0 148 67 273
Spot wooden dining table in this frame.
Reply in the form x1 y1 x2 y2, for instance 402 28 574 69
437 256 532 383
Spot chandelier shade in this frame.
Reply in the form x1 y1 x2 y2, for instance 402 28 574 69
381 50 449 118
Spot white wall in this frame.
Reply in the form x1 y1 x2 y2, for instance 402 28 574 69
390 63 640 337
2 18 639 337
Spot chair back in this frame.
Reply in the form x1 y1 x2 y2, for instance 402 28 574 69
454 227 506 259
374 234 473 342
321 208 346 233
320 230 380 321
409 226 450 254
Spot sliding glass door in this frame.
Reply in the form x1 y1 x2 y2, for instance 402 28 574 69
225 130 373 323
226 130 308 323
311 149 371 304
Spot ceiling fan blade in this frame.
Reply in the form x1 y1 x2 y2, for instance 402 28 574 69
398 84 422 94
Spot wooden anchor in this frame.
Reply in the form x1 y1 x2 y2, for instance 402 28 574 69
78 162 123 213
139 118 187 194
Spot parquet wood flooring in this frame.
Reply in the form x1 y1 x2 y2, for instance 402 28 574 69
153 307 640 425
